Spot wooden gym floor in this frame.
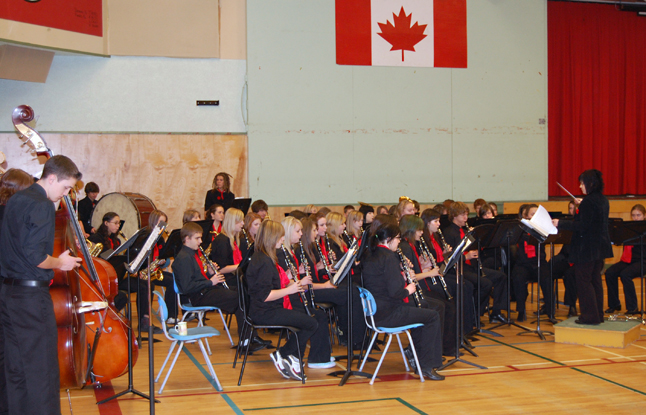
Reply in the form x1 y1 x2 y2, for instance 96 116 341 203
61 279 646 415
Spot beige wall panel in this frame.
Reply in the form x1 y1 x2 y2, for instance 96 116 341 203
0 19 106 55
107 0 219 58
0 133 247 230
0 45 54 82
219 0 246 60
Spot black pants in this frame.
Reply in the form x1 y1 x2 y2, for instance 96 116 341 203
253 307 330 363
435 276 476 332
309 285 366 346
190 285 244 338
575 260 605 324
375 303 443 370
550 254 577 307
512 262 553 316
421 290 457 356
118 277 150 323
462 270 492 316
0 284 60 415
605 261 644 311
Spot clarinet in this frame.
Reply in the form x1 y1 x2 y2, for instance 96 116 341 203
324 234 336 263
198 246 230 289
465 225 486 277
281 246 313 316
316 237 333 279
419 237 453 301
241 228 250 248
397 248 424 308
299 240 315 308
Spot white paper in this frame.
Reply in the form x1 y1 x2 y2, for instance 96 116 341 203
521 205 557 237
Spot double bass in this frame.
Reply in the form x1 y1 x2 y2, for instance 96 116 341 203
12 105 137 389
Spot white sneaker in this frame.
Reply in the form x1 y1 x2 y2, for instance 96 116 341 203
284 355 306 381
166 317 178 325
307 359 336 369
270 351 291 379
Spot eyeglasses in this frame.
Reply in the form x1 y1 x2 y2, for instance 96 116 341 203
108 221 120 225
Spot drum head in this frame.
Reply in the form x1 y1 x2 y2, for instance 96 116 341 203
91 193 156 240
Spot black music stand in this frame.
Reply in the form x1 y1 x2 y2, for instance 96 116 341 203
440 234 487 371
231 198 252 215
465 223 501 337
330 230 372 385
158 229 182 260
610 221 646 324
97 228 159 406
486 220 531 333
517 223 553 341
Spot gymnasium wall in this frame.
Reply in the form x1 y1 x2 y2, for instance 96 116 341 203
246 0 549 206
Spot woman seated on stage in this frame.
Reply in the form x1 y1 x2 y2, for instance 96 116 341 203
399 214 457 356
358 203 375 231
604 204 646 315
183 209 201 223
206 203 225 242
240 212 261 258
362 221 445 380
90 212 161 334
295 216 366 349
245 220 332 380
395 198 416 220
325 212 348 260
343 210 363 247
204 172 235 212
209 208 244 288
313 211 334 280
478 204 495 219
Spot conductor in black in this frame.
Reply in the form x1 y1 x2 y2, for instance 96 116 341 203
0 155 82 415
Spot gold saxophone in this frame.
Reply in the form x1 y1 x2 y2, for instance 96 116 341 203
139 258 165 281
86 239 103 257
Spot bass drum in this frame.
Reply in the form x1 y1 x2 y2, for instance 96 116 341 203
91 192 156 240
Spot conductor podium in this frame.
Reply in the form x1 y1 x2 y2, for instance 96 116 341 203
554 317 641 348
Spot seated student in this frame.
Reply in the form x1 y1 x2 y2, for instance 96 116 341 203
304 204 318 215
358 203 375 232
183 209 201 224
362 221 445 380
489 202 499 217
245 220 332 380
78 181 100 235
90 212 161 334
325 212 348 259
251 199 269 220
478 204 495 220
511 204 554 322
604 204 646 315
240 212 261 258
205 204 225 242
395 197 416 221
204 172 235 212
208 208 245 289
473 199 487 217
343 205 355 217
442 202 509 324
173 221 254 348
343 210 363 247
376 205 389 216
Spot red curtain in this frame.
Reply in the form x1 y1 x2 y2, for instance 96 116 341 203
548 2 646 196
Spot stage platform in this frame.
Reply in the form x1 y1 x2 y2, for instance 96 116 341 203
555 317 642 348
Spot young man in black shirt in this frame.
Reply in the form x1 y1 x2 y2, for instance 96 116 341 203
77 181 100 235
0 155 83 415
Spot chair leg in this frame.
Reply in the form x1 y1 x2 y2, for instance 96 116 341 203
194 311 212 355
237 325 255 386
198 338 222 391
370 334 393 385
218 309 234 346
359 332 378 372
159 341 185 395
395 334 409 371
156 340 178 382
233 321 250 368
405 331 425 383
292 331 305 384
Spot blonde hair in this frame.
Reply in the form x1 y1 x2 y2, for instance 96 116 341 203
222 208 244 249
325 212 347 250
346 210 364 238
255 220 284 264
304 204 318 214
281 216 302 254
395 199 414 219
244 212 262 242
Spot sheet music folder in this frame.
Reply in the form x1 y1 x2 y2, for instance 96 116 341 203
331 239 358 286
103 228 147 261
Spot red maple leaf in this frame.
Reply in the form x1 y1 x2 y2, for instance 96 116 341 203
377 7 428 62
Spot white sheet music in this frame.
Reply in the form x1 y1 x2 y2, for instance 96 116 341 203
521 205 557 238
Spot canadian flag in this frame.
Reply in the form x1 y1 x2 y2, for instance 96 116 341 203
336 0 467 68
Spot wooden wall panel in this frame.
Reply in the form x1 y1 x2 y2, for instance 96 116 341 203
0 133 247 230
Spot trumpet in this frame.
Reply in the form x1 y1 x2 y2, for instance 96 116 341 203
397 248 424 308
139 258 165 281
281 246 313 317
419 237 453 301
198 245 229 289
86 239 103 257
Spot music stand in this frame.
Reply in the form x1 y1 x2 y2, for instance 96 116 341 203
231 198 252 215
486 220 531 333
330 230 372 385
517 223 553 341
158 229 182 260
440 234 487 371
609 221 646 324
97 227 159 406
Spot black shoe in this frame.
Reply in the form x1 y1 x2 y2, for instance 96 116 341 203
533 307 548 316
403 347 418 373
489 313 508 324
517 311 526 322
421 368 445 381
567 306 578 317
140 320 163 335
604 306 621 314
252 336 273 346
574 318 600 326
625 309 641 315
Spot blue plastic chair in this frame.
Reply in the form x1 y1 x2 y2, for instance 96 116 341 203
173 275 234 350
152 291 222 394
356 287 425 384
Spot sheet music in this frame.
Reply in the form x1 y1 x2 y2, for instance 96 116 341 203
521 205 557 238
332 240 358 286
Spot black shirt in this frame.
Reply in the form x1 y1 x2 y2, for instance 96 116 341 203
245 251 284 317
173 245 213 296
204 189 235 212
0 183 55 281
362 246 409 322
78 196 98 234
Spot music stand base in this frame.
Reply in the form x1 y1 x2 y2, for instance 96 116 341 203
96 387 160 405
328 370 372 386
489 321 532 332
517 329 553 341
439 357 487 371
476 328 503 337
